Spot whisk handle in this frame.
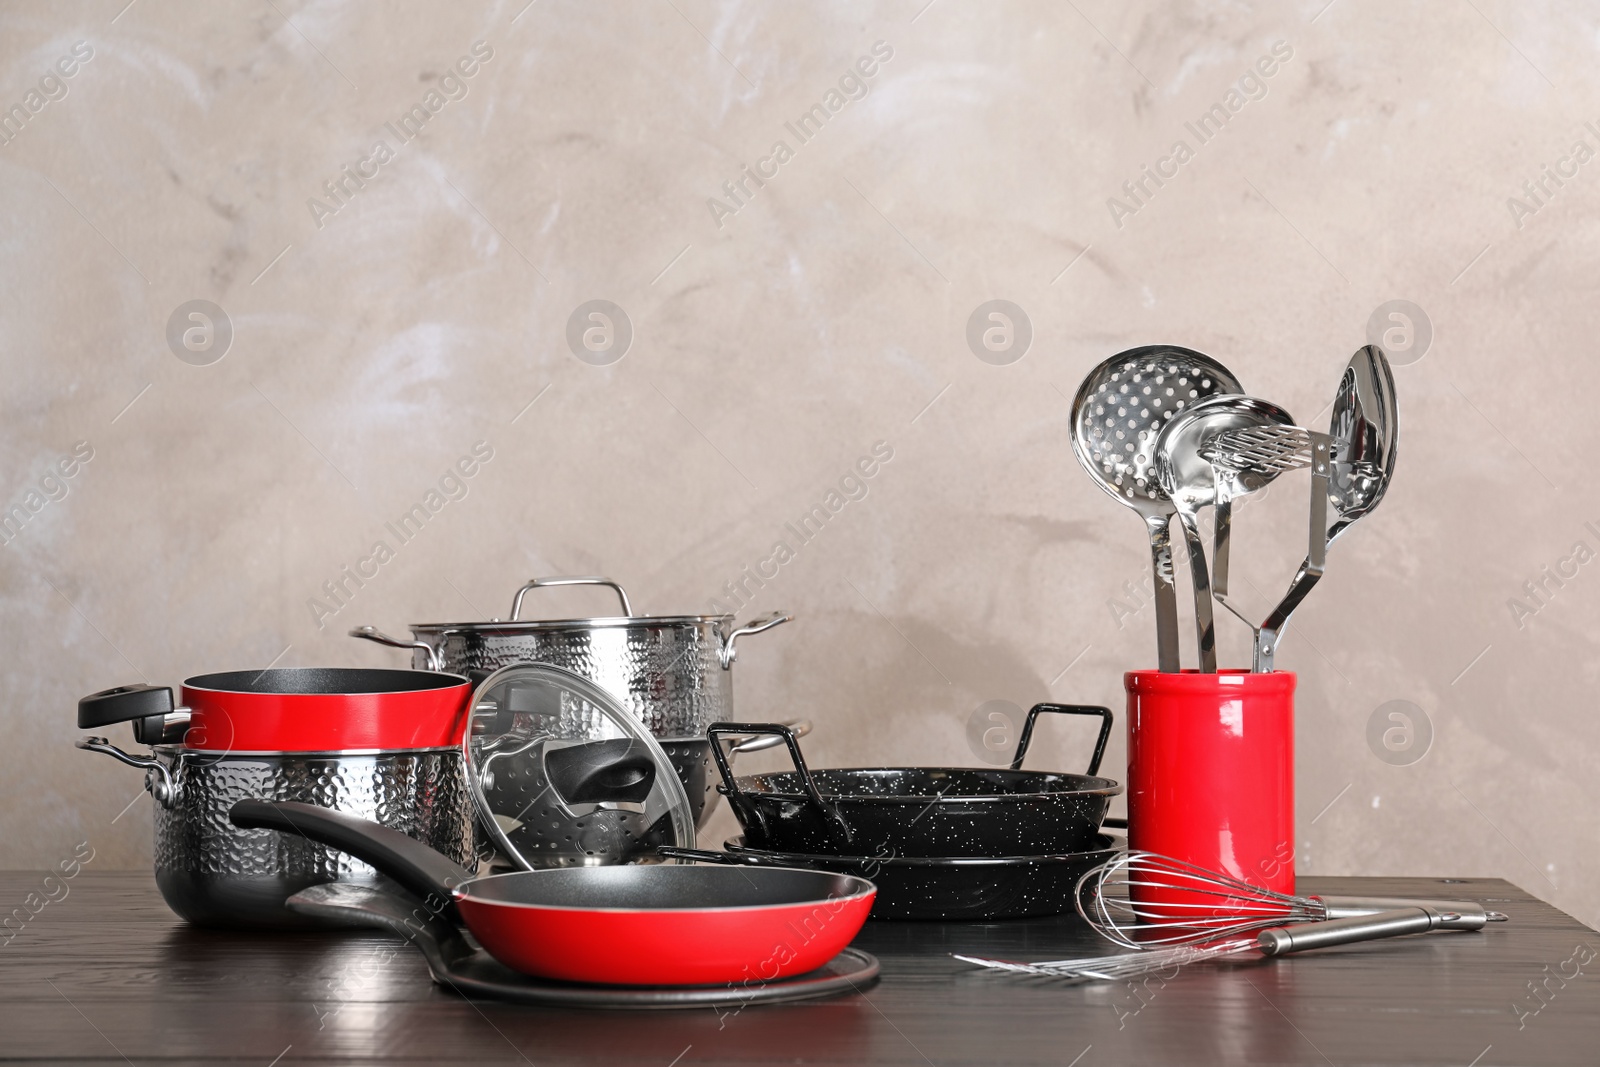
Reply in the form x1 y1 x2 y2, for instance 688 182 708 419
1315 895 1500 930
1257 907 1441 955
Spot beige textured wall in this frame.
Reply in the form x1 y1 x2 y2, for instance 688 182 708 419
4 0 1597 925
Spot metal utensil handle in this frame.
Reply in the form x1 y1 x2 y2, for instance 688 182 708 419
1212 497 1234 603
718 610 792 669
348 625 444 672
1315 895 1504 929
706 722 850 840
724 718 812 755
1257 907 1440 955
509 576 633 621
1009 704 1114 776
1143 513 1182 673
1175 509 1219 673
1254 433 1334 672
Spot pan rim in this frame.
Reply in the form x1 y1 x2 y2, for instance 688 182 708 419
453 867 878 914
723 834 1125 869
732 767 1124 803
183 667 468 696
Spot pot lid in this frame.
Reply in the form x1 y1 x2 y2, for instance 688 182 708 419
463 663 695 869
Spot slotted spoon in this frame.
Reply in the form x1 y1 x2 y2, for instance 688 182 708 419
1070 347 1242 672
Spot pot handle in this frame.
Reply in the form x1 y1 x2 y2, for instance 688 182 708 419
707 722 851 841
229 799 471 924
1009 704 1114 776
509 576 633 621
77 683 194 745
723 718 812 756
717 611 792 670
348 626 444 672
74 736 178 808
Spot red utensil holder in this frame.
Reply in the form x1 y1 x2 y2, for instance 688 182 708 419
1125 670 1296 899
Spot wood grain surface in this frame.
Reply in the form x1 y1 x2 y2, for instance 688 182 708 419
1 872 1594 1065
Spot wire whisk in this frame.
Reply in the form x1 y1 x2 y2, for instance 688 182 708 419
956 937 1261 983
953 851 1508 983
1078 850 1330 948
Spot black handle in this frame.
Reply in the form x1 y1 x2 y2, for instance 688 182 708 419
229 800 471 923
544 739 657 805
78 684 173 730
707 722 852 842
470 673 564 738
284 882 466 976
1010 704 1114 775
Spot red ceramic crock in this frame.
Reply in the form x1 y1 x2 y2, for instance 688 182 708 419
1125 669 1296 900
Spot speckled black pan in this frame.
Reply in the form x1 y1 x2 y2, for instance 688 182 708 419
707 705 1122 858
660 835 1125 921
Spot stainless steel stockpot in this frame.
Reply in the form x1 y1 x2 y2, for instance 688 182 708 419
352 576 788 737
76 668 479 929
351 576 802 826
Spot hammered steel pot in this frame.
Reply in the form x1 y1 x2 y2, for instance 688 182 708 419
76 668 479 929
351 576 803 826
145 747 476 928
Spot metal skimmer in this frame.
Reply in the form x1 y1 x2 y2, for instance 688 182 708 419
1070 347 1242 672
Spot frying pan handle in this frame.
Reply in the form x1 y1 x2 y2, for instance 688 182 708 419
229 799 470 924
1010 704 1114 776
286 882 469 982
707 722 852 843
509 576 632 620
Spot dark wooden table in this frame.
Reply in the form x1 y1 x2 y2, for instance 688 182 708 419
2 872 1594 1065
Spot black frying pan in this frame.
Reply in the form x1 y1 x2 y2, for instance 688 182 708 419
710 703 1120 858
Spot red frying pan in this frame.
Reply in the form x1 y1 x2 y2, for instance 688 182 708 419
230 800 874 987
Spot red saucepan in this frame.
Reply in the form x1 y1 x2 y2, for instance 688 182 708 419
77 668 477 929
230 799 874 986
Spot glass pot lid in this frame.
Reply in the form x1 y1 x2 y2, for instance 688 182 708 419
464 663 694 869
